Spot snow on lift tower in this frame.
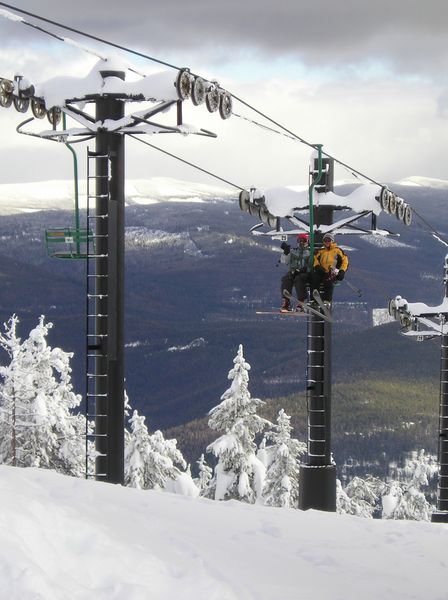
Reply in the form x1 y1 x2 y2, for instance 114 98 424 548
0 56 235 487
238 147 413 243
238 145 414 514
388 255 448 523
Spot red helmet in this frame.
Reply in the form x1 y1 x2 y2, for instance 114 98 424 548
297 233 309 242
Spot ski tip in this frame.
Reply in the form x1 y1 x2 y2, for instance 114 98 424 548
255 310 307 316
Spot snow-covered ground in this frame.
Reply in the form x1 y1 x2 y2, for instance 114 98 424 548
0 178 234 215
1 465 447 600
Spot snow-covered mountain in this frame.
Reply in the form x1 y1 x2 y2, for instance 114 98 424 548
1 464 446 600
1 175 447 216
394 175 448 189
0 177 235 215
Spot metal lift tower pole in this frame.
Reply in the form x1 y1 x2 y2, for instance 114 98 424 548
0 60 229 485
94 70 125 484
299 157 337 512
299 303 336 511
389 257 448 523
432 258 448 523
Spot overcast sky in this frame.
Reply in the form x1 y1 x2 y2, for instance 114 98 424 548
0 0 447 190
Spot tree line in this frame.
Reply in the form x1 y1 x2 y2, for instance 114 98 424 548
0 315 438 520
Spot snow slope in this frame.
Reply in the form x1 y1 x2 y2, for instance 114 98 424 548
1 465 447 600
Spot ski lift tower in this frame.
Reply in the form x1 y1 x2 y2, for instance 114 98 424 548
239 149 413 511
0 59 233 484
388 256 448 523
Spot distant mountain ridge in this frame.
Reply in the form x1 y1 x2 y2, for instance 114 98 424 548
0 180 446 453
394 175 448 189
0 177 235 215
0 174 447 216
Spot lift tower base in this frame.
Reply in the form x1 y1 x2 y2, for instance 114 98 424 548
299 465 337 512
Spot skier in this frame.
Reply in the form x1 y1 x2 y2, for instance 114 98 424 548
311 233 348 303
279 233 311 312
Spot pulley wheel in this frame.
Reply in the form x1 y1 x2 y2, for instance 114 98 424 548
380 187 390 212
13 95 29 113
191 77 205 106
47 107 62 125
219 92 233 120
388 298 396 318
31 98 46 119
388 192 397 215
0 79 13 108
404 205 412 226
206 87 220 113
239 190 250 213
176 69 191 100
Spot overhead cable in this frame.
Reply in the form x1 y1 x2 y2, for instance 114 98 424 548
0 2 405 188
128 135 244 191
0 2 179 71
3 3 448 248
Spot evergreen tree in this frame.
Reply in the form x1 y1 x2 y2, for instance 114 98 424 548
262 409 306 508
196 453 213 496
339 476 385 518
0 315 85 476
125 409 188 491
206 345 270 503
382 450 436 521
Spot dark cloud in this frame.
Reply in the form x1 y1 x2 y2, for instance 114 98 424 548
1 0 448 75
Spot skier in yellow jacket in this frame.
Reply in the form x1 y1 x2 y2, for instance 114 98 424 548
311 233 348 302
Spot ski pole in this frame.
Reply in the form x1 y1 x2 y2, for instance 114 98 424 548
343 278 362 297
346 279 362 296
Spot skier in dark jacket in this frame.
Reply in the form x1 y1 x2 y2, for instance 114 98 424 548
311 233 348 302
280 233 311 312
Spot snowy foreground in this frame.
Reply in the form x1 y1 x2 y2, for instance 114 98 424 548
1 466 447 600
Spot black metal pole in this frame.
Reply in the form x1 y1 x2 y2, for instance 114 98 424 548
432 259 448 522
299 192 337 511
299 312 336 511
94 71 125 484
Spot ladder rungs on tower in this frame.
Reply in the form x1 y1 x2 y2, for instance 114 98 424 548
85 148 110 480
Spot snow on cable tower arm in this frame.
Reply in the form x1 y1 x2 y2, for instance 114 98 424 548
238 153 412 238
0 57 233 142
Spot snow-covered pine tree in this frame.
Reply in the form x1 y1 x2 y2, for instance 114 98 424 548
206 344 270 503
125 408 195 493
338 476 385 518
336 479 359 515
382 450 436 521
0 315 85 476
262 409 306 508
196 453 213 496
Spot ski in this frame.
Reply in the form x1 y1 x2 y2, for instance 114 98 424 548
256 310 307 316
312 289 333 320
283 290 333 323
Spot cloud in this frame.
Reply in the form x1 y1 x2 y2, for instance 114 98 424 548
2 0 448 75
0 0 446 188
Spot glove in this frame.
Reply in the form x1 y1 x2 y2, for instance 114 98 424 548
336 270 345 281
280 242 290 255
326 268 338 282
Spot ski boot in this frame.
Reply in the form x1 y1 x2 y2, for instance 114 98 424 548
280 297 292 312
